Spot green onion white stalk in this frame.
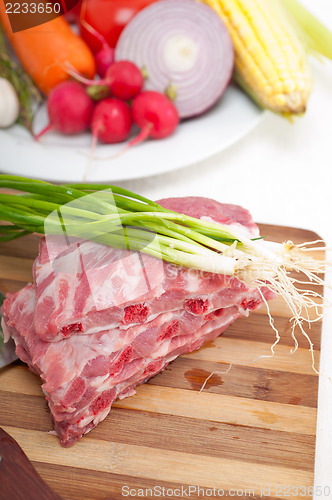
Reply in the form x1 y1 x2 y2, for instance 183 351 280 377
0 175 327 351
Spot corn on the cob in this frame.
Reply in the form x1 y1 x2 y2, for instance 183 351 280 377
200 0 313 114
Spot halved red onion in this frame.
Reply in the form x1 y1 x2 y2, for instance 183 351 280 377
115 0 234 119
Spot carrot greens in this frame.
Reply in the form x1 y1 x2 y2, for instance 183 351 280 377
0 27 42 134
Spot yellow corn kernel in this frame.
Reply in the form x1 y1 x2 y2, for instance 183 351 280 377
200 0 313 114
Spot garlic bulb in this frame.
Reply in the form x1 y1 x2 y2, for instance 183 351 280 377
0 77 20 128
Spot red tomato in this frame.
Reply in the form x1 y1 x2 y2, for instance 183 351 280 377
79 0 158 53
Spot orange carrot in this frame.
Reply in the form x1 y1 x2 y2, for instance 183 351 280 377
0 5 96 95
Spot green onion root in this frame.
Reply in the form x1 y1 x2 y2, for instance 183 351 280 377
0 175 328 371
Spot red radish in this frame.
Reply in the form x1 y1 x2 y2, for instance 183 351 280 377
130 91 179 143
84 97 132 179
95 45 115 78
80 12 114 78
108 90 179 160
87 91 177 178
67 61 144 100
91 98 132 145
104 61 143 100
35 81 94 140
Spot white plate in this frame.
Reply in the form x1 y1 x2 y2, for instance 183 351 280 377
0 84 263 183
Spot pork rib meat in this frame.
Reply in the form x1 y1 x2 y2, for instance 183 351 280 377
32 198 262 341
1 197 275 446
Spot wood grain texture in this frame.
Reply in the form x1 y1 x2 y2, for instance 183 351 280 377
0 224 323 500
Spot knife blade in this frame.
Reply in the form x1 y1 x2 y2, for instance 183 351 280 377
0 291 18 369
0 427 63 499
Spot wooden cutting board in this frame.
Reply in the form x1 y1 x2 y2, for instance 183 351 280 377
0 224 324 500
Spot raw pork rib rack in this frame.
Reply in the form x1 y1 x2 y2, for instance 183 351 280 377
1 197 274 447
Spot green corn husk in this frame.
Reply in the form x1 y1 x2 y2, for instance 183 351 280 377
280 0 332 61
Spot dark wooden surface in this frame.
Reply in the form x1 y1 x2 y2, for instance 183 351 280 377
0 224 323 500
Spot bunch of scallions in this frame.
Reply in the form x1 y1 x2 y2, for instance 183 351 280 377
0 175 327 363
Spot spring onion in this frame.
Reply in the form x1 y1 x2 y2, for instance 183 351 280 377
0 175 327 365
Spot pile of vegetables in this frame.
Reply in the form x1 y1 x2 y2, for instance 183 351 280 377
0 175 326 369
37 0 235 151
1 0 332 142
1 0 237 155
35 61 180 156
78 0 332 116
